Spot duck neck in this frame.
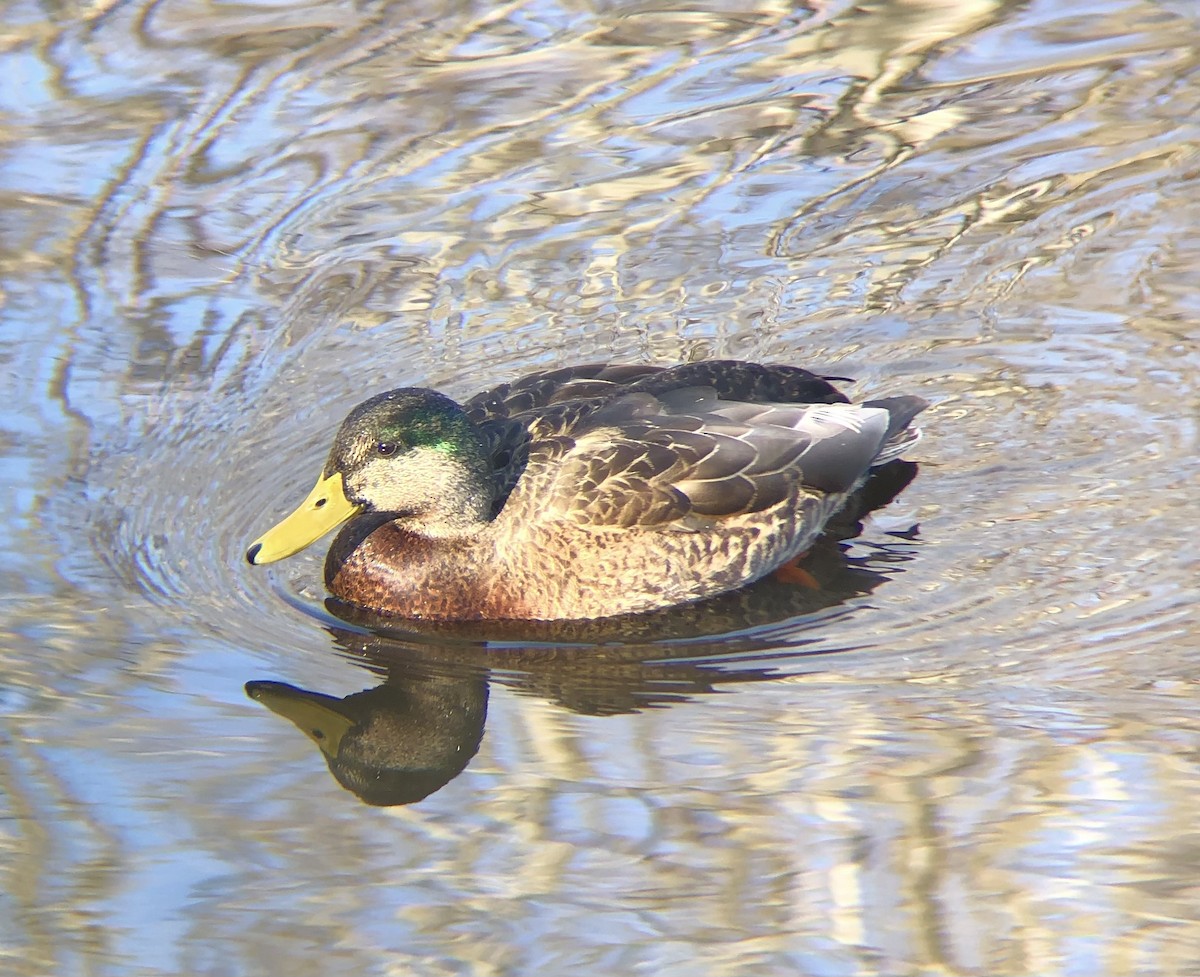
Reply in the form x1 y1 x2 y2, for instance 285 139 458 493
408 483 492 539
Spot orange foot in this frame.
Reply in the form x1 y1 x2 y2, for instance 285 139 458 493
772 552 820 589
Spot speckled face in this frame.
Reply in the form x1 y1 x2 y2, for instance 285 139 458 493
316 388 493 529
246 388 494 564
324 389 482 501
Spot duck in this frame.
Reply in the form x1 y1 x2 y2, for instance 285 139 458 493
245 674 487 806
246 360 927 621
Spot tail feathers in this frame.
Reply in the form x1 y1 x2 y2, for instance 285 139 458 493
864 396 928 466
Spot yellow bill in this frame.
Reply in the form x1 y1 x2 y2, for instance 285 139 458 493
245 681 355 758
246 471 361 565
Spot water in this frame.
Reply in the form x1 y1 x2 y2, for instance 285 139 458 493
1 0 1197 973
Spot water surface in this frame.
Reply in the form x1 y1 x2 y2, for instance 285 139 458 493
1 0 1197 974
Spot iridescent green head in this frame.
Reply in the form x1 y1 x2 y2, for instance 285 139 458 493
247 388 493 565
324 388 489 491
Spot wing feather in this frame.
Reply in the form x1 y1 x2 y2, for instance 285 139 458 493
476 362 924 533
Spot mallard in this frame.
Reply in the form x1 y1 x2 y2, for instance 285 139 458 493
246 361 927 620
245 675 487 806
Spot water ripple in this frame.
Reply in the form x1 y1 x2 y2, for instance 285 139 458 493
3 0 1199 970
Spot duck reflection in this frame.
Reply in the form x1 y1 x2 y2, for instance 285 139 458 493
246 462 918 806
246 671 487 807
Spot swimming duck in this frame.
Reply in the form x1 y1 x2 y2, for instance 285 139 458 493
246 360 926 620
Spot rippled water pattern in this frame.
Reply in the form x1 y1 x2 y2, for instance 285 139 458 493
1 0 1197 974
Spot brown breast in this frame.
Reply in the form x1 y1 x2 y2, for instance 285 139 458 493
324 518 531 620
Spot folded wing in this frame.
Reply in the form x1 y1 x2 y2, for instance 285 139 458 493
505 391 924 531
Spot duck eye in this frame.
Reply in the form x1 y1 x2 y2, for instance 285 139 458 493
376 442 398 457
